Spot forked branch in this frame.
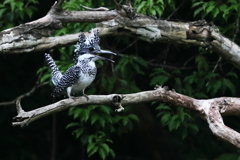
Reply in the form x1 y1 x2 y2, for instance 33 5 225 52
12 86 240 148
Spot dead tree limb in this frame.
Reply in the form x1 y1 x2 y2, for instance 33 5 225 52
12 86 240 148
1 2 240 70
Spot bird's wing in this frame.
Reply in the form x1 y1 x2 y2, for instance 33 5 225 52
52 65 81 96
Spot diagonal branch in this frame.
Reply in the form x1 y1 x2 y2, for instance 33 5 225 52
1 3 240 71
12 85 240 148
207 105 240 147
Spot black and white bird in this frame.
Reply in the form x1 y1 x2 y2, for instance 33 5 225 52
45 29 116 100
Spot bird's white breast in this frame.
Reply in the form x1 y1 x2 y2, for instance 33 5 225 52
71 61 97 94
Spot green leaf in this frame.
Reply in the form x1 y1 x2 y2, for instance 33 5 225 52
15 1 24 10
154 6 163 16
150 9 156 15
205 72 220 79
99 118 106 128
194 92 209 98
148 0 153 8
99 147 107 160
168 115 180 131
202 2 209 11
72 128 84 139
109 149 115 158
212 8 219 18
105 139 113 143
195 55 208 70
73 108 81 119
37 66 48 74
219 4 227 12
228 0 237 4
25 8 34 18
90 114 99 125
66 122 79 129
136 57 148 68
208 80 222 95
132 63 144 75
150 75 169 86
136 1 147 13
192 2 204 8
104 116 113 124
82 109 90 122
87 142 96 153
161 113 171 126
188 124 199 132
100 105 111 114
215 153 239 160
40 73 51 83
122 117 128 126
101 143 110 154
156 104 171 111
193 7 203 17
87 143 98 157
181 128 188 139
183 74 195 84
206 5 215 14
223 78 236 95
157 111 171 117
150 68 169 77
128 114 139 122
226 72 238 78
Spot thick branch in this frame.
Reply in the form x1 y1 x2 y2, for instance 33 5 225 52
1 3 240 70
12 86 240 148
13 87 196 127
207 105 240 148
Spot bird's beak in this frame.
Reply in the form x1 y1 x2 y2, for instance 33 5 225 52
93 49 117 55
95 55 115 63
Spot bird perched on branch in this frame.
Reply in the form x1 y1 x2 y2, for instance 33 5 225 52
45 29 116 100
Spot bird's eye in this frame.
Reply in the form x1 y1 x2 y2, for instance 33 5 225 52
89 47 94 51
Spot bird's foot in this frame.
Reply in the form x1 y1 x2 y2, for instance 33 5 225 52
69 95 78 99
83 94 89 101
115 105 124 112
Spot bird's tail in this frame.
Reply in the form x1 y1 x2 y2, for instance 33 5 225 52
44 53 62 86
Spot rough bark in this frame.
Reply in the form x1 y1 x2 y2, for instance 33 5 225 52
12 86 240 148
1 2 240 70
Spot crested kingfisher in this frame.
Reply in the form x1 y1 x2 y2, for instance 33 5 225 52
45 29 116 100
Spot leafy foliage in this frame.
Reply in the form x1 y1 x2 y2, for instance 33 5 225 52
134 0 175 17
67 105 139 159
156 104 198 139
192 0 240 20
0 0 38 29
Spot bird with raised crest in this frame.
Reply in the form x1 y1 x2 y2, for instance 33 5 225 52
45 29 116 100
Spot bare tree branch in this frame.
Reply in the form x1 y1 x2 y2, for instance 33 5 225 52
11 85 240 148
1 3 240 71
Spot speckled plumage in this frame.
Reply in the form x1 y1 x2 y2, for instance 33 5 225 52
51 54 98 98
44 53 62 86
45 29 116 99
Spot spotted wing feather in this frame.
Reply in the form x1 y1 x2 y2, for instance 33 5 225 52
52 65 81 96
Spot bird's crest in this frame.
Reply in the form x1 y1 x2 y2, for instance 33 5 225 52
74 29 100 63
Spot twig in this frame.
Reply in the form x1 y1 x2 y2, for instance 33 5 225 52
167 0 186 20
119 38 138 52
80 4 109 11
